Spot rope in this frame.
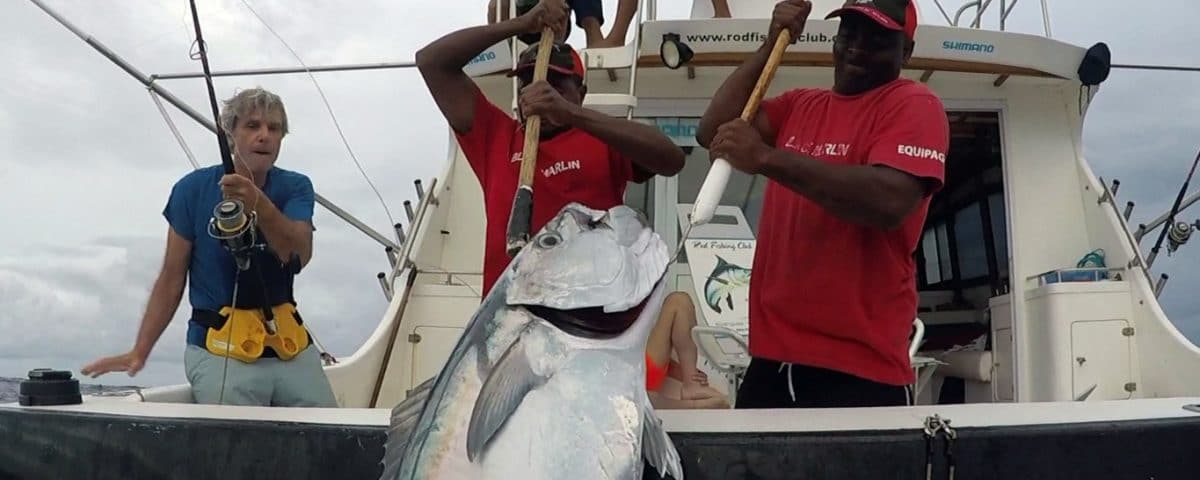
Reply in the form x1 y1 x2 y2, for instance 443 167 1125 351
237 0 397 234
147 87 200 170
217 269 241 405
1075 248 1106 268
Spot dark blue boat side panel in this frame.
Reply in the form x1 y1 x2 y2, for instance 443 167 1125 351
0 409 386 480
648 416 1200 480
3 407 1200 480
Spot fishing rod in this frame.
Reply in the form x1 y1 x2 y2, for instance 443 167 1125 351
1145 148 1200 268
185 0 262 274
187 0 235 176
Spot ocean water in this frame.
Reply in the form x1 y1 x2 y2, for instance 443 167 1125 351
0 377 140 403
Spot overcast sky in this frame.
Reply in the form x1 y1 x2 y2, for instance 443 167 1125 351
2 0 1198 387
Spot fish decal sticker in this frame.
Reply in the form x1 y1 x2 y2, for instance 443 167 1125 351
703 255 751 313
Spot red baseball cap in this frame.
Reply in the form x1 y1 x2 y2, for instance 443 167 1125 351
826 0 919 41
506 40 587 82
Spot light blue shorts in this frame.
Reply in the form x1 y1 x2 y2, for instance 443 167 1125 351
184 344 337 407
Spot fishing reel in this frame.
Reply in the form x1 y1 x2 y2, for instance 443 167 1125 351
1166 220 1199 255
207 199 261 271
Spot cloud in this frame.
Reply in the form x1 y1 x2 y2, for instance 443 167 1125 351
0 236 189 363
0 224 390 384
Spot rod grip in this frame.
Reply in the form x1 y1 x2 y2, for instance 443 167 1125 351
689 29 791 227
691 160 732 226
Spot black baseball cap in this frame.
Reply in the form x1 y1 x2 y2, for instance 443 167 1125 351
826 0 919 41
505 40 587 82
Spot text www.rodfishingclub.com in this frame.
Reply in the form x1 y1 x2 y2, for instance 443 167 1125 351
683 31 833 44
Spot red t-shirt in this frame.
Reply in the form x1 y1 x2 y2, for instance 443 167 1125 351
454 86 651 295
751 78 949 386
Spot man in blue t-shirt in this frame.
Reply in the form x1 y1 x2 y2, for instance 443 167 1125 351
82 87 336 407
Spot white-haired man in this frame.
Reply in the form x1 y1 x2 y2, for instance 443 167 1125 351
83 87 337 407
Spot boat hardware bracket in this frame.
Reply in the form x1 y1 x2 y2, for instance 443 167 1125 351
1096 177 1119 205
1075 384 1098 401
923 414 958 480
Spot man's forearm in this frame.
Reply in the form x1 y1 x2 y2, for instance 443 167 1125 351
569 106 684 175
255 198 312 267
759 148 924 230
132 275 185 359
416 17 529 73
697 44 773 147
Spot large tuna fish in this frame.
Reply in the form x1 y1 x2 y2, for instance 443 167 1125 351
380 203 684 480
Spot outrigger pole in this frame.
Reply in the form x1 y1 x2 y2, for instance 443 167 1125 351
152 61 418 81
27 0 401 252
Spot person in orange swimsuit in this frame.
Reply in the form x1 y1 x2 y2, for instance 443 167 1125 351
645 291 730 409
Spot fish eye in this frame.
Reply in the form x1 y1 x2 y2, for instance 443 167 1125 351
535 232 562 249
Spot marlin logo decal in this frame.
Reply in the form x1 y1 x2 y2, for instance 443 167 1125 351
703 255 752 313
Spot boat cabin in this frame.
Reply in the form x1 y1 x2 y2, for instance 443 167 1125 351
326 0 1200 414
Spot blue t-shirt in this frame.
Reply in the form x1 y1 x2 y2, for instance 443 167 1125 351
162 165 315 346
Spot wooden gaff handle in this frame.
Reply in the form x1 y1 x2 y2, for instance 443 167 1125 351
505 27 556 257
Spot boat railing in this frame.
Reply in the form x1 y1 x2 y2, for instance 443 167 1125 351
1023 266 1130 291
928 0 1051 35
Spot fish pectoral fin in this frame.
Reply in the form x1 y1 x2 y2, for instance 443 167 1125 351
466 335 546 462
641 400 684 479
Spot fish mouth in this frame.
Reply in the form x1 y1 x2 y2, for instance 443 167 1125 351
525 294 650 339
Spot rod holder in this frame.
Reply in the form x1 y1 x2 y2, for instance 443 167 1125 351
414 179 425 201
404 200 415 222
1155 273 1169 298
1124 201 1135 220
1135 224 1147 243
378 272 393 301
385 246 398 268
1111 179 1121 197
394 223 407 245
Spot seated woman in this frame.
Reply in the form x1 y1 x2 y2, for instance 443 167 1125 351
646 291 730 409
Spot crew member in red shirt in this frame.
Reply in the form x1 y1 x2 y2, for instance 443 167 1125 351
697 0 949 408
416 0 684 295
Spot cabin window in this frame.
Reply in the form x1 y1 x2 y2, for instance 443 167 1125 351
955 202 989 279
916 111 1007 296
988 192 1009 278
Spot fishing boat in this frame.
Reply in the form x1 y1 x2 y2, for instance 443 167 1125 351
5 0 1200 478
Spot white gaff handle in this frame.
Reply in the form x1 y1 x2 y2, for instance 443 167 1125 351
690 158 732 226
